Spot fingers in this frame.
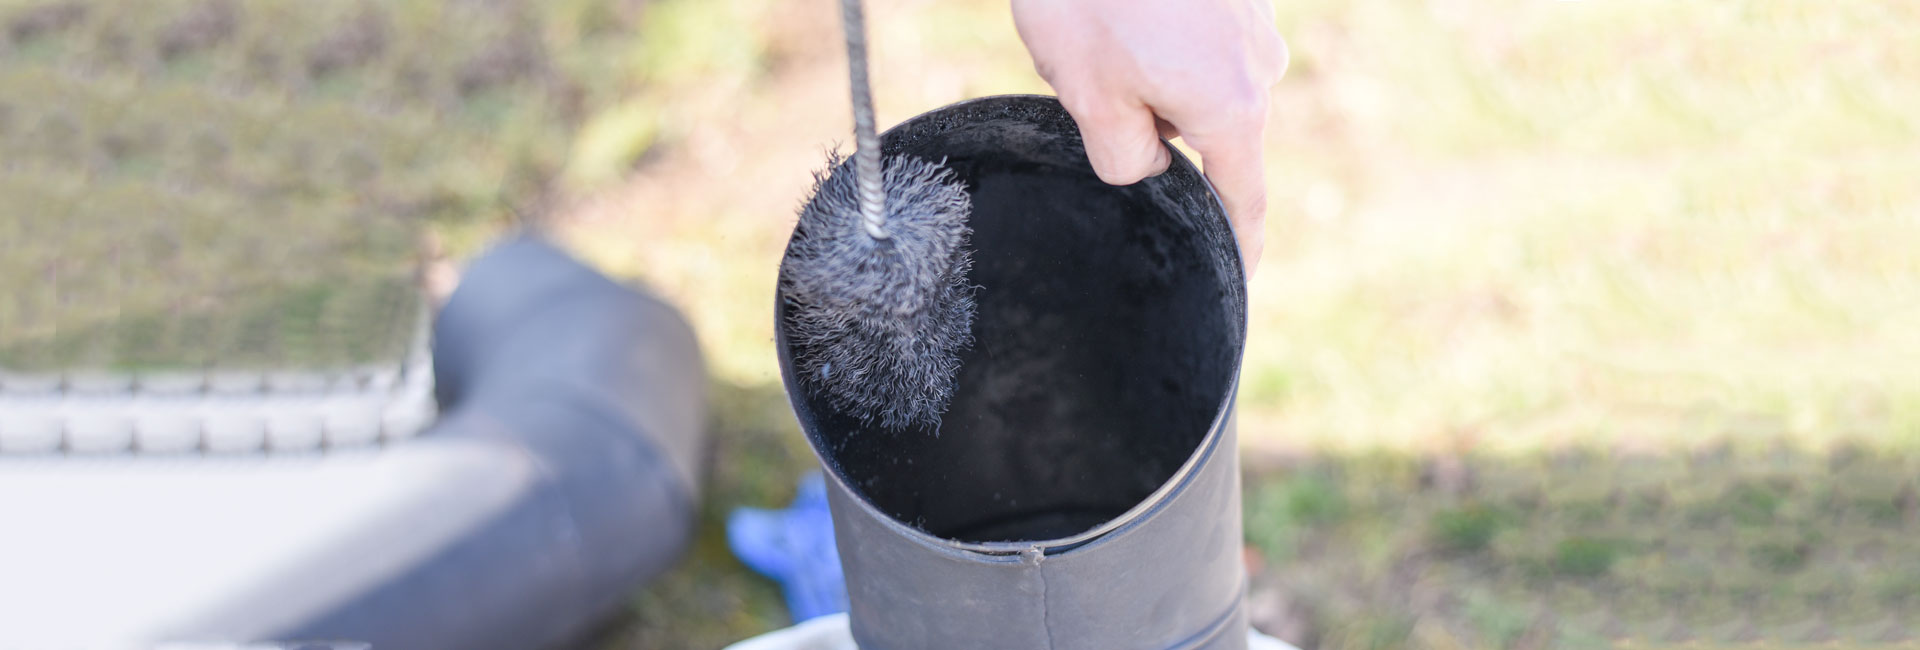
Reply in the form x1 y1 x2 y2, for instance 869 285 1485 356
1259 25 1290 82
1153 39 1278 274
1062 95 1173 186
1155 117 1181 141
1249 0 1278 25
1184 120 1270 274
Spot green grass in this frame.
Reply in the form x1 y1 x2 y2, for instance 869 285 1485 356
1242 450 1918 648
601 416 1920 647
1430 503 1506 554
1234 1 1920 452
9 1 1918 647
0 0 645 371
532 0 1920 455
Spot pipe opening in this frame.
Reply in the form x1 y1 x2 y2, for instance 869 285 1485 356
785 96 1246 545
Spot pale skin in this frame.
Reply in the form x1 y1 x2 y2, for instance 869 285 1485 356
1012 0 1289 274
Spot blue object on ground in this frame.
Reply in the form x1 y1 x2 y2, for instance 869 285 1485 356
727 472 849 622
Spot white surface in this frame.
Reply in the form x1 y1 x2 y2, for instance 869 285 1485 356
0 367 434 454
0 372 62 394
265 403 325 451
0 321 434 456
722 613 1303 650
136 407 203 454
0 437 531 650
67 413 135 454
203 408 268 453
0 402 63 452
321 398 384 448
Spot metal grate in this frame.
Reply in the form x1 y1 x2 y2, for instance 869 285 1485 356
0 314 435 454
0 0 602 454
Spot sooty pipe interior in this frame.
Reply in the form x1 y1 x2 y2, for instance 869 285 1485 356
800 98 1243 544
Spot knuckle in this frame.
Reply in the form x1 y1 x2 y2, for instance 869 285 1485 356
1059 96 1166 185
1032 59 1059 83
1243 197 1270 223
1269 37 1291 80
1097 168 1145 186
1111 133 1169 184
1246 185 1270 210
1094 152 1153 185
1058 91 1114 125
1227 187 1270 223
1221 82 1272 125
1162 78 1270 136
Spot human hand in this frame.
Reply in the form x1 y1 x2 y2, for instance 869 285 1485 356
1012 0 1288 273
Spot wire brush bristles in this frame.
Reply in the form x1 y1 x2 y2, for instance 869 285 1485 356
781 153 976 431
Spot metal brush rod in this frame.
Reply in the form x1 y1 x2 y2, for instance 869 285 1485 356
841 0 889 240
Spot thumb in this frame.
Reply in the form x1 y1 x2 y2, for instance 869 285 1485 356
1063 96 1172 186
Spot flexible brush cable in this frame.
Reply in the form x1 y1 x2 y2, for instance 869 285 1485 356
840 0 889 240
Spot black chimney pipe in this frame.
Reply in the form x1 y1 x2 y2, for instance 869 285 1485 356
777 95 1249 650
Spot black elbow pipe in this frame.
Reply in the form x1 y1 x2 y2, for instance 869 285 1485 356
280 235 707 650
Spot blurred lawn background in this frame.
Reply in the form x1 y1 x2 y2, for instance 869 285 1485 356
551 0 1920 455
566 2 1920 646
3 0 1918 647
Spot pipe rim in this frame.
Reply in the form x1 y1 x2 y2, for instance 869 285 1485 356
775 94 1249 557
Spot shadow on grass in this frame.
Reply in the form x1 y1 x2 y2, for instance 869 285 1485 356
586 385 1920 648
1242 447 1920 649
